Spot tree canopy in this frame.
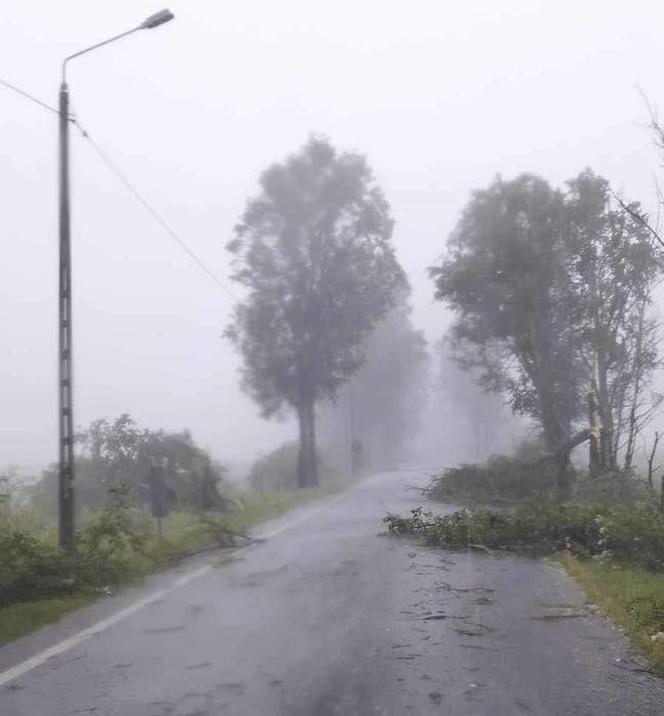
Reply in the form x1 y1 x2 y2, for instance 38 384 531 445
226 136 406 486
431 170 661 489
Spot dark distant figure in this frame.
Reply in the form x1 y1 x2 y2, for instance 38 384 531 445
351 438 364 476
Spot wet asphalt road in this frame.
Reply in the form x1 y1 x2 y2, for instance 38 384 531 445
3 470 664 715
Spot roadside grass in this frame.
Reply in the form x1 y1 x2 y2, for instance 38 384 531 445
0 484 341 645
143 487 333 560
561 554 664 673
0 594 94 646
222 485 336 531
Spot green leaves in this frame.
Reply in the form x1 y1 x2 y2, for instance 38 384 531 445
431 170 661 464
226 136 406 414
385 499 664 568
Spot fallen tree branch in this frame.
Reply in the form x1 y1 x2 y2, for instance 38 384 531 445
533 428 592 468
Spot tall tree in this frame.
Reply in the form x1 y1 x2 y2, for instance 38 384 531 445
564 170 661 471
226 137 406 487
430 171 660 491
430 174 581 458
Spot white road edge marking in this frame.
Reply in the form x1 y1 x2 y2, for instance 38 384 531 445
0 565 212 688
256 491 349 540
0 488 351 687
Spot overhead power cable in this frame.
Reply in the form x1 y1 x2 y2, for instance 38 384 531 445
71 117 238 300
0 75 237 300
0 76 59 116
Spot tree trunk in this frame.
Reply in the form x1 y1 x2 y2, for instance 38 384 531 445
296 403 309 488
588 391 600 479
587 243 615 473
305 398 319 487
624 300 647 469
296 398 319 488
596 357 615 472
534 375 573 498
556 453 574 501
533 428 591 500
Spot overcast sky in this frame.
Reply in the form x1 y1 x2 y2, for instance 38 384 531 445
2 0 664 471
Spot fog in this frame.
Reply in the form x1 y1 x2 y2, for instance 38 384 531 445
2 0 664 473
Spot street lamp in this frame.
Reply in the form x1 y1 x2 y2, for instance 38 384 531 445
58 9 174 552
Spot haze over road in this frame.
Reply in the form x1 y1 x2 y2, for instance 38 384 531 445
2 471 664 715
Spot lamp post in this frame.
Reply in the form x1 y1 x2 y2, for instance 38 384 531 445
58 9 174 552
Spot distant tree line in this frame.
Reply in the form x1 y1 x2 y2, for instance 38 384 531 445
317 293 428 472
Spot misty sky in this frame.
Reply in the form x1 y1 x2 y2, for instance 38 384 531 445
2 0 664 470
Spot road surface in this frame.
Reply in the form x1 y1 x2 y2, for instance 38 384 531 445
2 470 664 715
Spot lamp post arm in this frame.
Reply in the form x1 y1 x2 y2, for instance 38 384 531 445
62 26 140 82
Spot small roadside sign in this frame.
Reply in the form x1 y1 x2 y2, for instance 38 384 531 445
148 464 172 519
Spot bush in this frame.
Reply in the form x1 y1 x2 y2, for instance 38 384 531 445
0 484 151 606
0 475 73 605
248 442 338 492
249 443 300 491
427 451 555 504
27 416 230 517
572 469 652 505
76 484 151 586
385 501 664 571
0 528 72 606
427 437 652 507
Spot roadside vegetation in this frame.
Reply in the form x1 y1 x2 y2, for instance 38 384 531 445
0 418 347 645
563 555 664 673
386 493 664 568
2 137 426 645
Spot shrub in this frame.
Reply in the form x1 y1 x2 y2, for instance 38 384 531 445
249 443 300 491
76 484 151 586
0 484 151 606
0 528 72 606
572 469 652 506
427 438 652 507
427 454 556 504
248 442 338 492
27 416 230 516
0 472 73 605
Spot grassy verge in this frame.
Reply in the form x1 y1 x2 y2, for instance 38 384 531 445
561 553 664 673
149 487 329 556
0 594 94 645
216 486 337 533
0 484 339 645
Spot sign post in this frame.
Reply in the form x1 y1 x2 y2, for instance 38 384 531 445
148 461 174 541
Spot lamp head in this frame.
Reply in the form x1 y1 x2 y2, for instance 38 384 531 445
141 9 175 29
